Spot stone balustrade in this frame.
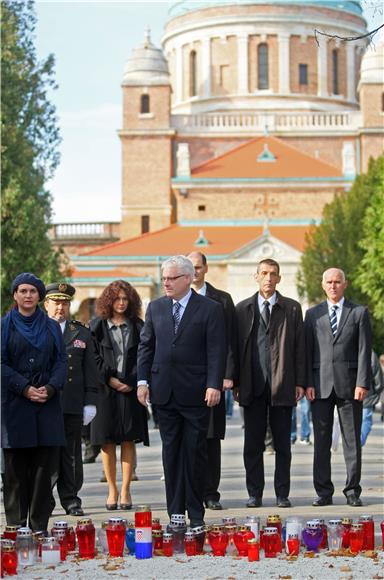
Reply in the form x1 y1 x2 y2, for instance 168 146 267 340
50 222 120 240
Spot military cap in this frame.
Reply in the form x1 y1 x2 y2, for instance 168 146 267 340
45 282 76 301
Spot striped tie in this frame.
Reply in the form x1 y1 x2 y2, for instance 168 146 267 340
173 301 181 334
330 305 338 336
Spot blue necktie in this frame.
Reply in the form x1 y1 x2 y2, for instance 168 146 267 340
173 302 181 334
330 305 338 336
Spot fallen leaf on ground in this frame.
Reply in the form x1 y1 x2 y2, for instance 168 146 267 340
340 565 352 572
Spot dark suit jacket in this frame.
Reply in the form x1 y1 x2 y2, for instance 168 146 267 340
137 290 226 407
61 320 99 415
304 299 372 399
236 291 306 407
205 282 237 439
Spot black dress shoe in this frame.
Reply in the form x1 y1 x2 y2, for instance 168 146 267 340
246 496 262 508
105 503 118 511
119 503 133 510
312 496 333 507
66 506 84 516
276 497 291 508
346 494 363 507
205 499 223 510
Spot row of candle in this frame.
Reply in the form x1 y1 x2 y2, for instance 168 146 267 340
1 511 383 575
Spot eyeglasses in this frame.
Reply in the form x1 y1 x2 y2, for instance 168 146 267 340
161 275 185 283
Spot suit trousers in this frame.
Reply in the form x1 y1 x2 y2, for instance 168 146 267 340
52 414 84 510
311 390 363 498
156 397 209 524
204 438 221 503
243 393 292 499
3 446 58 531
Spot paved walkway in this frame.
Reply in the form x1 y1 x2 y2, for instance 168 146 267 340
50 405 384 528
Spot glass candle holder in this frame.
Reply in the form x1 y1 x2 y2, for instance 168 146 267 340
285 517 302 550
41 537 61 565
263 527 279 558
51 521 68 537
286 533 300 556
97 522 109 554
75 518 95 559
3 527 19 542
203 526 212 554
15 528 36 566
208 526 228 557
222 517 236 526
266 515 282 537
302 521 323 553
349 523 364 554
327 521 343 552
125 526 136 556
312 519 327 550
32 532 45 561
234 525 254 557
359 515 375 550
246 516 260 541
341 518 352 549
184 531 196 556
66 527 76 552
247 538 260 562
163 533 173 557
1 540 18 576
52 529 67 561
135 505 152 559
224 525 237 556
152 529 163 553
168 521 186 555
106 518 126 557
191 526 205 555
152 518 161 531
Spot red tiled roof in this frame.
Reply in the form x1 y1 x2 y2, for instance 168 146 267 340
191 136 342 179
78 224 313 257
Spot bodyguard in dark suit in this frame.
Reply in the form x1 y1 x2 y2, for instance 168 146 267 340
305 268 372 507
188 251 237 510
137 255 226 527
45 283 99 516
235 259 306 508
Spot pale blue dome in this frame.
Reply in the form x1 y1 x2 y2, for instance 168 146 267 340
168 0 363 18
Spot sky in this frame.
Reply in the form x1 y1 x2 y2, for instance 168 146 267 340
34 0 383 224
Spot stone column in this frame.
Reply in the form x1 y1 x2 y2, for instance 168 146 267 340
346 42 356 101
317 36 328 97
202 36 211 98
278 33 290 93
238 34 249 94
175 44 183 103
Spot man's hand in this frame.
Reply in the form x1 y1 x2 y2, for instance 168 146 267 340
306 387 316 401
232 387 240 403
295 386 305 401
205 388 221 407
24 386 48 403
137 385 150 406
109 377 132 393
354 387 368 401
223 379 233 391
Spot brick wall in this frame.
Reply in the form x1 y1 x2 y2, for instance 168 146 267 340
290 36 318 95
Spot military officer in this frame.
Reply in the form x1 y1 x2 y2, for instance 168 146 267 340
45 283 99 516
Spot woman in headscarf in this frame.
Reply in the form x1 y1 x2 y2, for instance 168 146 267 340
90 280 149 510
1 273 67 532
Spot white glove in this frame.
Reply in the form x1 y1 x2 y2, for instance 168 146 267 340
83 405 97 426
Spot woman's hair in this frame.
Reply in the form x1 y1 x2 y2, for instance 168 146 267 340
95 280 142 320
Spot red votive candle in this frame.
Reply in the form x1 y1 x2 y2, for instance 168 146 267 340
3 528 19 543
76 518 95 559
341 518 352 549
359 515 374 550
106 518 126 557
286 534 300 556
247 539 259 562
349 523 364 554
52 529 67 561
1 543 18 576
162 533 173 557
184 531 196 556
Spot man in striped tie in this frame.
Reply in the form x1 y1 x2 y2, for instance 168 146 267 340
305 268 372 507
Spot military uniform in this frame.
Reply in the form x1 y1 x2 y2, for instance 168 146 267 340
46 283 99 515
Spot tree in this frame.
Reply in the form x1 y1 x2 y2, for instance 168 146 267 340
1 0 63 313
298 155 384 350
356 161 384 321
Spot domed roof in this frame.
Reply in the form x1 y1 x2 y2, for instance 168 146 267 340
122 28 170 86
168 0 363 18
359 31 384 85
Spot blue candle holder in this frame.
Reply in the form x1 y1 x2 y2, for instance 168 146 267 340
125 527 136 555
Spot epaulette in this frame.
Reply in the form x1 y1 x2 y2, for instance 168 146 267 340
69 320 89 329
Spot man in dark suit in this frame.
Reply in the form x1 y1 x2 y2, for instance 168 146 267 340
305 268 372 507
235 259 306 508
45 283 99 516
188 251 236 510
137 255 226 527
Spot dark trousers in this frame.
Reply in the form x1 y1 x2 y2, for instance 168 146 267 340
204 438 221 503
3 446 58 532
243 394 292 499
156 397 209 524
312 390 363 498
52 414 84 511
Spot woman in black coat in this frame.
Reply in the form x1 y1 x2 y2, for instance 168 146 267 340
1 273 67 532
90 280 149 510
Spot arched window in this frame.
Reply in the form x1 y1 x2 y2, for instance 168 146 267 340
189 50 197 97
140 94 150 114
332 49 339 95
258 43 269 90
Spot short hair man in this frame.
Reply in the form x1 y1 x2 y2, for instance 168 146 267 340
235 259 306 508
45 283 99 516
137 256 226 527
305 268 372 507
188 251 237 510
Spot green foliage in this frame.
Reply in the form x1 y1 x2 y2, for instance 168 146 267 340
298 155 384 351
1 0 63 313
356 157 384 321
